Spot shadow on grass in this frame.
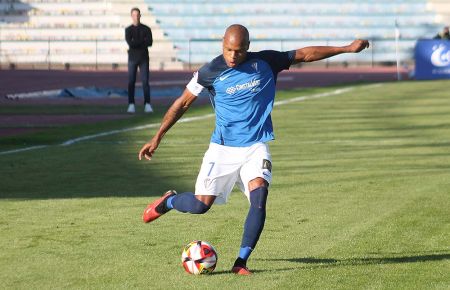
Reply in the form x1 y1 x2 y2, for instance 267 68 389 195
211 268 296 276
0 121 207 200
0 143 203 199
260 253 450 268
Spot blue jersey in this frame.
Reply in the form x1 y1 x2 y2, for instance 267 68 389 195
186 50 295 147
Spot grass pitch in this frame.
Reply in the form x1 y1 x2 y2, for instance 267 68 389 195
0 81 449 289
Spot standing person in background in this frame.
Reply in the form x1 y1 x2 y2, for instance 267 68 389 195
125 7 153 114
434 26 450 40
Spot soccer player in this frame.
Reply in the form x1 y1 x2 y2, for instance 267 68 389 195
125 7 153 114
138 24 369 275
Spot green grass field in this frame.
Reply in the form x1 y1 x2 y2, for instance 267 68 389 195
0 81 449 289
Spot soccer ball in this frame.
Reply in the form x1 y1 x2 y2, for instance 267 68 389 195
181 240 218 275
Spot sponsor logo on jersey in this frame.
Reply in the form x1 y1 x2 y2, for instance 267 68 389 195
225 79 261 95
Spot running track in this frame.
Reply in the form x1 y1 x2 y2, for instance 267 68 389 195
0 67 409 137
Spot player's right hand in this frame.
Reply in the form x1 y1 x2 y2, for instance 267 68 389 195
347 39 370 53
138 136 160 161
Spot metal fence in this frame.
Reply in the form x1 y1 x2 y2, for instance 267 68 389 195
0 37 418 70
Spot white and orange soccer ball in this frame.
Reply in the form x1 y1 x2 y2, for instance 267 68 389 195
181 240 218 275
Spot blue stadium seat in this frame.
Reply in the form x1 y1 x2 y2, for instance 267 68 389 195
0 0 444 67
145 0 441 63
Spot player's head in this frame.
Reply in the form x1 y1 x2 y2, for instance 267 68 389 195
444 26 450 35
131 7 141 25
222 24 250 68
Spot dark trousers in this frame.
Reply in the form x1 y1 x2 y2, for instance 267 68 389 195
128 58 150 104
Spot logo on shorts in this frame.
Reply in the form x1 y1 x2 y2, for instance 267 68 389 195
262 159 272 172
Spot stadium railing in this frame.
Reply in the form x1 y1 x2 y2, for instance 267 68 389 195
0 37 417 71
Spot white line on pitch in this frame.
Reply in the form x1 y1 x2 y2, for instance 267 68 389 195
60 114 215 146
0 145 49 156
0 84 378 156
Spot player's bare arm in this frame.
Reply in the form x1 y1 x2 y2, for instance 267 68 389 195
293 39 370 64
138 88 197 160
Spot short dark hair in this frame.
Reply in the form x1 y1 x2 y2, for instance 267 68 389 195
131 7 140 14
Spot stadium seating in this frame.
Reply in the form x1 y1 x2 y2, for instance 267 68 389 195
0 0 182 69
146 0 444 64
0 0 448 68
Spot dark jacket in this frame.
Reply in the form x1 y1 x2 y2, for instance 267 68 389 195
434 32 450 40
125 23 153 61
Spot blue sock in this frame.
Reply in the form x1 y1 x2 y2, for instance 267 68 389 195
166 196 175 209
239 187 268 261
167 192 210 214
239 246 253 260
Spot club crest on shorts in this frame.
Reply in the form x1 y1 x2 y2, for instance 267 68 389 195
262 159 272 172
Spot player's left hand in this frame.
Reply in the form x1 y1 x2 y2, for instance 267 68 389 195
347 39 370 53
138 135 160 161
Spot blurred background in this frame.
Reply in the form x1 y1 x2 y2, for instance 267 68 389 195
1 0 449 71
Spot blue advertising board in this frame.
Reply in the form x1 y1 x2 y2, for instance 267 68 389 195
415 40 450 80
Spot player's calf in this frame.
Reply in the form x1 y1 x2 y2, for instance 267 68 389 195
232 186 268 274
167 192 211 214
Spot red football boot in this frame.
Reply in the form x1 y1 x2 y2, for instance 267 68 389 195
142 190 177 223
231 265 252 275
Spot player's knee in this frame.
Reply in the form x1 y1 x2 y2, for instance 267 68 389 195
248 177 267 191
249 186 268 209
190 200 210 214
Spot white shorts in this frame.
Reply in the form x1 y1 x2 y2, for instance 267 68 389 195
195 142 272 204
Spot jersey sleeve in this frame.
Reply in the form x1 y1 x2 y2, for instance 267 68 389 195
258 50 296 74
186 60 220 96
186 71 206 97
